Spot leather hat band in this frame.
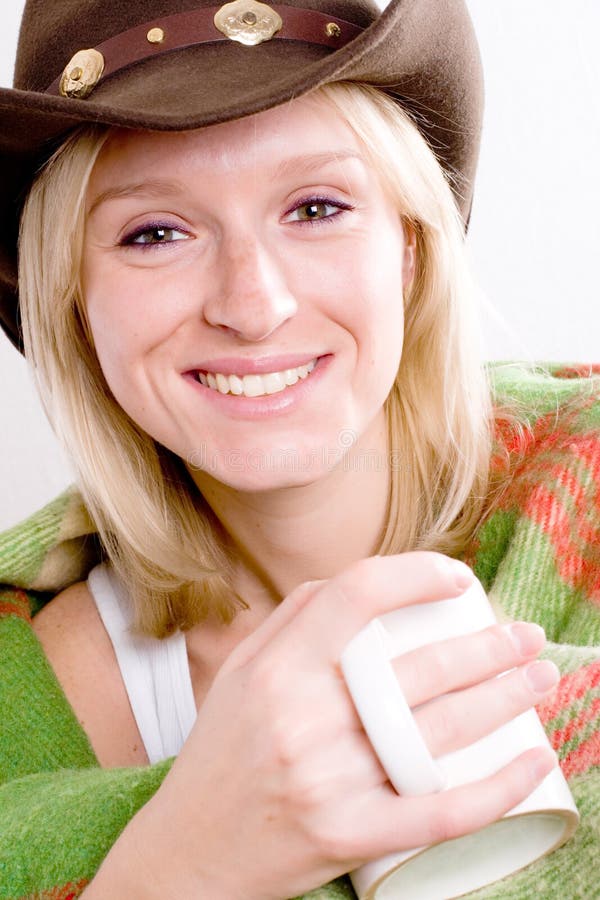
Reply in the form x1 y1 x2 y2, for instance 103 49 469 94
46 2 365 98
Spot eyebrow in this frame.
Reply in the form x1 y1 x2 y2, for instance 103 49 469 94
272 149 366 180
87 150 366 217
87 179 188 217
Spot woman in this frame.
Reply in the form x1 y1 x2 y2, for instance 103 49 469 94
1 0 599 898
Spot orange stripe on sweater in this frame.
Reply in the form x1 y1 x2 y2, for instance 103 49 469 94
573 439 600 523
22 878 89 900
549 365 600 379
560 730 600 779
0 590 32 622
523 477 600 600
542 459 599 559
524 483 579 561
573 441 600 500
537 662 600 725
547 696 600 753
551 461 587 506
573 436 600 481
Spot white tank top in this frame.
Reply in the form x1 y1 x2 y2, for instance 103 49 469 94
87 563 197 764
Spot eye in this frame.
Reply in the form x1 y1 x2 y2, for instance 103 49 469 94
121 223 191 248
284 196 353 226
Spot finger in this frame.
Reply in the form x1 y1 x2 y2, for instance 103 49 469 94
393 621 546 708
415 659 560 757
217 578 326 674
272 552 475 663
351 746 558 861
289 728 389 799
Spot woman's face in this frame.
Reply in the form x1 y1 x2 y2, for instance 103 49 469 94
82 93 415 490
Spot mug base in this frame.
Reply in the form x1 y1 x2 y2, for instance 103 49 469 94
353 809 578 900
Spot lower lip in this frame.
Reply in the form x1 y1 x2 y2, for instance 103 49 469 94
184 354 334 419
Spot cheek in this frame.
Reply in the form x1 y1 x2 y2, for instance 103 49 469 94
82 274 146 406
345 236 406 364
355 256 406 407
83 255 134 350
360 293 404 398
83 260 187 366
85 297 138 394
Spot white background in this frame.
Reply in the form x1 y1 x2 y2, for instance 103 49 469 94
0 1 598 529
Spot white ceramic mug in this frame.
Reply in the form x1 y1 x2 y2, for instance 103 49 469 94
340 577 579 900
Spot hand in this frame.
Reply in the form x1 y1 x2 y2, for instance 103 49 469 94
93 552 558 900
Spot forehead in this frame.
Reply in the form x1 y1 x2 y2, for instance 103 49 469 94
89 93 367 188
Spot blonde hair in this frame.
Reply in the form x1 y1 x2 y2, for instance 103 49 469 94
18 81 492 637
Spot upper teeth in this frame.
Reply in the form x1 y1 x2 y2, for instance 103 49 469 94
198 359 318 397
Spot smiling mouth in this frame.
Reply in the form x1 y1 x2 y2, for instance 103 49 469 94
195 358 319 397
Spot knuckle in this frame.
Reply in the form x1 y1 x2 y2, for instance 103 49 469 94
280 765 364 863
247 654 282 698
420 699 459 753
285 781 356 860
502 767 528 811
404 549 441 566
288 578 324 604
502 671 528 709
310 825 345 861
350 555 380 577
419 550 455 578
334 556 380 601
286 765 324 807
274 738 332 807
244 657 289 722
424 550 450 567
488 624 513 663
426 804 464 845
310 821 362 863
417 644 447 694
274 707 336 771
271 719 303 769
400 643 447 705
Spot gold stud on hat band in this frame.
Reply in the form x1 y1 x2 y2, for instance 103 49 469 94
146 27 166 44
52 3 362 98
58 48 105 99
214 0 283 45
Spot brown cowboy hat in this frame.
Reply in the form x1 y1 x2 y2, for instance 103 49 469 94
0 0 483 352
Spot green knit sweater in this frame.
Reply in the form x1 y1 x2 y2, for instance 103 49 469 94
1 363 600 900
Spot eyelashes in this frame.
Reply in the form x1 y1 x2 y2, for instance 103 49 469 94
119 222 191 249
118 195 355 251
282 195 355 226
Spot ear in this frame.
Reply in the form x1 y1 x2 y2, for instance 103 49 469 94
401 220 417 289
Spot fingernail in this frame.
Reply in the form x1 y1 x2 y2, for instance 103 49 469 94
506 622 546 657
524 659 560 693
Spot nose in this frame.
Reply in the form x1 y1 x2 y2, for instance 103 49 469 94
202 235 298 342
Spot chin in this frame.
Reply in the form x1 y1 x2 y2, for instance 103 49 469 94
189 455 344 494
